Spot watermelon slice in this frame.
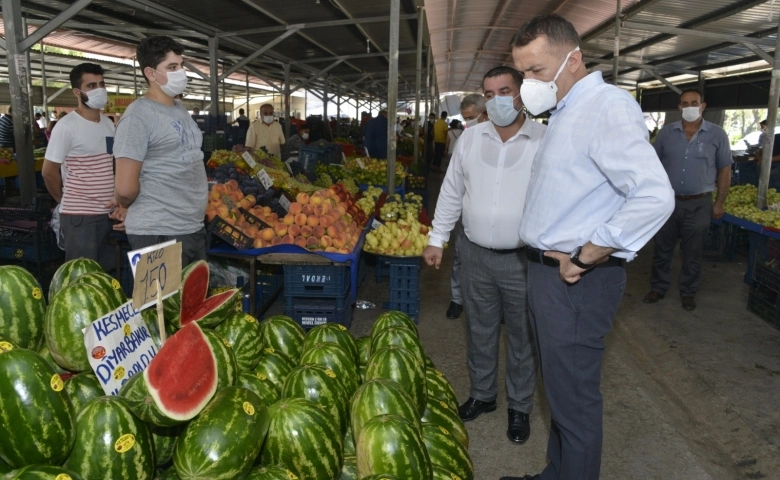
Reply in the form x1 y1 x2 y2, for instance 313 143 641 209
172 260 239 329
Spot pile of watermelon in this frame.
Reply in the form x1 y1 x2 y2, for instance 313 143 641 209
0 259 472 480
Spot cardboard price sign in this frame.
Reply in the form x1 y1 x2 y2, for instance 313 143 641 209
279 194 292 212
356 158 366 170
242 151 258 169
371 218 383 230
257 169 274 190
131 242 183 311
83 301 159 395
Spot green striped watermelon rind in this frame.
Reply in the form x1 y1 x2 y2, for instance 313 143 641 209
253 348 295 389
360 475 401 480
63 372 104 414
237 371 281 407
369 326 425 365
425 368 459 414
369 311 418 339
421 423 474 480
281 363 351 435
173 386 269 480
298 342 360 399
73 271 127 310
214 312 264 372
48 258 103 302
355 414 432 480
245 464 298 480
260 397 343 480
355 336 371 366
343 426 356 457
151 424 183 468
302 323 359 366
0 265 48 351
259 315 306 363
364 345 428 417
339 456 357 480
421 397 470 450
431 465 464 480
64 396 155 480
350 378 421 445
0 349 76 469
201 329 239 389
0 465 85 480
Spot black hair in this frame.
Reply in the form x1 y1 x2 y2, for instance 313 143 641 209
449 119 460 129
239 108 245 114
70 63 105 89
511 14 581 52
483 66 524 90
680 89 704 103
299 123 310 131
440 111 448 118
761 119 767 126
137 36 185 85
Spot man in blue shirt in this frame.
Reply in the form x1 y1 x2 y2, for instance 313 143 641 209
505 14 674 480
363 110 388 159
644 89 732 311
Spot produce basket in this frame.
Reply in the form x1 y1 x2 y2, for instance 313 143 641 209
285 296 352 329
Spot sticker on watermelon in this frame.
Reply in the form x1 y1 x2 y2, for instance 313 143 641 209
171 260 239 329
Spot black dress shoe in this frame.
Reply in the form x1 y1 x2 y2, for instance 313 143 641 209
681 296 696 311
507 409 530 444
458 397 496 421
446 301 463 319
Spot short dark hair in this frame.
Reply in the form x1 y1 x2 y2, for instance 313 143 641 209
260 104 274 112
299 123 310 131
511 14 580 52
680 89 704 103
137 36 184 85
35 112 41 118
483 66 523 90
70 63 104 89
761 119 767 127
440 111 448 118
239 108 245 115
449 119 460 129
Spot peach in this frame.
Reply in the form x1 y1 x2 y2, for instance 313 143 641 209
339 232 351 244
307 216 319 227
274 222 287 237
313 226 326 238
261 228 275 242
310 193 324 206
296 192 310 205
294 236 307 248
281 234 295 245
306 236 320 249
295 213 308 227
313 205 325 217
283 213 295 225
327 225 341 238
336 205 347 216
325 246 338 253
263 206 272 216
266 213 278 223
319 215 334 228
253 238 264 249
303 204 315 217
288 224 301 237
321 202 332 215
332 235 346 249
289 202 303 215
337 247 350 254
271 236 283 246
320 235 333 248
301 226 313 238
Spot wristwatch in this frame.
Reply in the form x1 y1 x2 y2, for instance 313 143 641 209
570 246 596 270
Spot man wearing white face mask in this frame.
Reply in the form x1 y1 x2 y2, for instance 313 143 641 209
42 63 121 269
114 36 208 267
507 14 674 480
423 66 544 445
246 104 285 158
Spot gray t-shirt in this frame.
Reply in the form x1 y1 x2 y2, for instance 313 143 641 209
114 98 207 235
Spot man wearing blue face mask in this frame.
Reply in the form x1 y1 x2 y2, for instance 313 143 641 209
506 14 674 480
114 36 208 267
423 66 544 445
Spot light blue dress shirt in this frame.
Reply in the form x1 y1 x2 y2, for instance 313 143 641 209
518 71 675 261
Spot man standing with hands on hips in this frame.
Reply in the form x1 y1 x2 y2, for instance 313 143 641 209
643 89 732 311
504 14 674 480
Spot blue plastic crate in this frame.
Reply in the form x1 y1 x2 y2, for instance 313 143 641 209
256 273 284 303
285 297 352 330
380 257 421 321
375 255 419 283
283 264 350 298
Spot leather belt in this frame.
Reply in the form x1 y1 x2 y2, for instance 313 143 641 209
675 192 711 201
525 246 625 269
489 247 523 254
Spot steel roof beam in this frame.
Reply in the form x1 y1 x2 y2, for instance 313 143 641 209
218 14 417 38
463 0 514 90
581 0 664 42
642 68 683 95
582 56 701 76
741 42 774 64
291 59 347 93
243 66 283 93
218 28 300 81
20 0 94 51
183 61 210 82
296 50 418 64
23 19 207 38
623 21 777 47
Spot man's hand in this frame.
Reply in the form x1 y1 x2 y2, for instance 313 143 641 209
544 251 588 284
106 199 127 231
423 246 444 269
712 203 725 220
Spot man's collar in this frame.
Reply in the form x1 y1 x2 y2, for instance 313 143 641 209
673 119 708 132
483 115 532 142
552 71 604 113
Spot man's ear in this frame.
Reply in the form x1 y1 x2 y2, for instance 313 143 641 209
700 102 707 112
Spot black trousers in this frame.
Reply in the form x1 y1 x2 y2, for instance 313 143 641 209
433 142 446 167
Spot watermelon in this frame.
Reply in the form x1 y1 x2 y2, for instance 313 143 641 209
44 283 115 371
260 398 343 480
350 379 421 444
302 323 359 365
426 369 459 413
173 386 269 480
355 336 371 366
141 308 165 349
0 266 47 351
37 344 69 374
0 458 10 475
370 326 425 364
49 258 103 302
0 465 84 480
201 329 238 389
214 312 263 371
237 372 280 406
364 346 427 416
424 355 436 370
74 271 126 309
339 456 357 480
152 425 182 467
253 348 295 389
298 342 360 398
259 315 305 362
421 397 469 449
172 260 238 329
359 364 367 384
343 427 356 457
65 397 154 480
281 364 350 435
356 414 432 480
421 423 474 480
64 373 104 413
246 465 297 480
154 468 180 480
120 323 217 426
432 465 463 480
360 476 400 480
370 311 417 338
0 349 76 468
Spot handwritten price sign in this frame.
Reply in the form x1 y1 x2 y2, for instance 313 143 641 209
131 242 182 311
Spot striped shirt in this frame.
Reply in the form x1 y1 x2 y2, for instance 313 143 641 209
0 114 14 149
45 112 115 215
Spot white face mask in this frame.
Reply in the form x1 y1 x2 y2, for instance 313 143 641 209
681 106 701 122
520 47 580 116
80 87 108 110
486 94 521 127
301 133 309 140
154 68 188 98
263 115 274 124
463 112 485 128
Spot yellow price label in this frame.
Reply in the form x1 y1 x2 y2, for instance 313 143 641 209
324 369 337 378
111 279 121 290
50 374 64 392
439 426 450 435
222 338 232 348
114 433 135 453
114 366 126 380
32 287 42 300
123 324 132 336
264 347 275 354
336 324 347 330
245 315 256 323
257 373 267 381
0 341 13 352
55 475 72 480
286 471 299 480
243 401 255 416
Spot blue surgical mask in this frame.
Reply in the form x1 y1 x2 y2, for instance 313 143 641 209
486 94 521 127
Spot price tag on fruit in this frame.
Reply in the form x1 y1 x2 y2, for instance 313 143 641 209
371 218 383 230
83 301 159 395
285 161 294 175
130 241 183 311
241 151 257 168
257 169 274 190
279 194 292 212
356 158 366 170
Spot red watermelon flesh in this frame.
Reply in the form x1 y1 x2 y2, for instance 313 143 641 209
178 261 238 328
144 323 218 421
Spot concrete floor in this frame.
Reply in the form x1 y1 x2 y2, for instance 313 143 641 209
266 174 780 479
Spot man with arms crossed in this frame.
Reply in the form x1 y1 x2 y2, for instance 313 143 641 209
423 66 543 445
504 14 674 480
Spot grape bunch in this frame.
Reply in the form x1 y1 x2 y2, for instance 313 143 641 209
211 163 266 197
288 160 306 177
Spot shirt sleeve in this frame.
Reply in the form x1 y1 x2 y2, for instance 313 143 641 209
246 123 257 149
278 124 285 146
587 94 675 259
44 120 73 164
428 136 467 248
113 114 150 162
715 128 733 169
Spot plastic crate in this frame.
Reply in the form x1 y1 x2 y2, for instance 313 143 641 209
283 264 350 298
256 273 284 304
747 281 780 330
703 222 745 262
285 297 352 330
299 144 344 179
379 256 421 321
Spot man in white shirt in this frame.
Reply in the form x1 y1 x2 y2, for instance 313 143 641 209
423 66 544 445
505 14 674 480
42 63 122 269
246 104 285 158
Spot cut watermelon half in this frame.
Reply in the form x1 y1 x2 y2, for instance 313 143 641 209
144 323 218 422
173 260 239 329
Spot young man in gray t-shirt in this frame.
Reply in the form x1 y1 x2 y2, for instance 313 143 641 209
114 36 207 267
